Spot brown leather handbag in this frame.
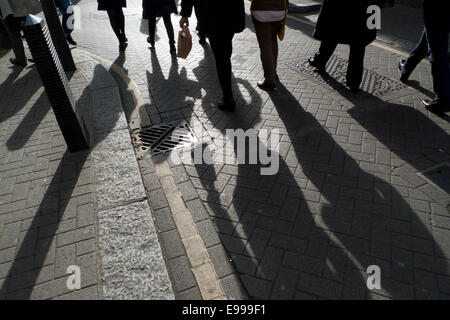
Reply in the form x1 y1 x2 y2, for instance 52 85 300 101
278 0 288 41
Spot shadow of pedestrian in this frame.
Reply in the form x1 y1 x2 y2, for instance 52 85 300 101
146 49 200 125
0 67 41 125
264 82 449 299
0 63 124 299
185 54 449 298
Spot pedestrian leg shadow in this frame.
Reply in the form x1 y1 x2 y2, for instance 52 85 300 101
264 82 449 299
0 150 89 299
0 64 124 299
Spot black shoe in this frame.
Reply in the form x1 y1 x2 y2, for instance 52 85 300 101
119 42 128 52
399 59 412 82
147 37 155 47
199 36 206 45
66 35 77 46
308 57 325 73
217 97 236 112
348 85 360 93
257 80 277 91
10 58 27 67
422 99 450 114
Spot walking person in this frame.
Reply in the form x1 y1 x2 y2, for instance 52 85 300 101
399 0 449 113
143 0 177 54
0 0 40 66
180 0 245 112
97 0 127 51
54 0 76 45
398 28 428 82
308 0 388 93
251 0 287 91
192 0 205 44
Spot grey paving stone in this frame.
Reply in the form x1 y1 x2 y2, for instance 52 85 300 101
220 273 248 300
185 198 210 223
159 229 186 260
271 268 299 299
240 275 272 299
153 207 177 232
168 255 197 294
196 219 221 248
176 286 203 300
97 202 174 299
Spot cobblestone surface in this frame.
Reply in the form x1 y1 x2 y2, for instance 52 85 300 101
72 0 449 299
0 49 100 299
2 0 450 299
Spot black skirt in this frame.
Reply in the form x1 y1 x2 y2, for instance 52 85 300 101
98 0 127 11
142 0 177 19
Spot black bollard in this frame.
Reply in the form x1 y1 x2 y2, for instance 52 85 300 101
23 15 89 153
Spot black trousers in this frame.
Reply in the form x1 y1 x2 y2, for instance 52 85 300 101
3 16 26 63
106 8 126 43
426 24 450 104
314 41 366 89
404 28 429 72
148 14 175 45
193 0 204 38
208 32 235 99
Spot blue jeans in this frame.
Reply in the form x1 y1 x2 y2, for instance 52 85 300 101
404 28 429 72
424 2 450 104
55 0 73 36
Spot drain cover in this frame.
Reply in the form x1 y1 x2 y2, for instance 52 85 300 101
136 121 197 155
286 56 407 96
418 163 450 194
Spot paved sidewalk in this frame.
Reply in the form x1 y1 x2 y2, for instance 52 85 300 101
1 0 449 300
0 49 99 299
74 0 449 299
0 45 173 299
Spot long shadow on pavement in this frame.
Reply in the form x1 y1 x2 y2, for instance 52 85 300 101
190 60 449 298
0 62 123 299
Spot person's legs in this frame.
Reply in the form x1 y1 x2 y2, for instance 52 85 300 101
148 17 156 45
404 28 429 71
426 26 450 106
162 13 176 53
309 40 337 71
4 16 26 65
253 18 276 85
399 28 429 81
346 43 366 91
271 21 280 73
209 32 235 106
117 7 126 40
193 0 205 43
107 8 126 43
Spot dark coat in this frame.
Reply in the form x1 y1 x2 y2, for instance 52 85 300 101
313 0 384 45
423 0 450 33
142 0 177 19
97 0 126 11
180 0 245 37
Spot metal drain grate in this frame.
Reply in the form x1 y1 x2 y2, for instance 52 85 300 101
418 162 450 194
286 56 407 96
136 121 197 155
